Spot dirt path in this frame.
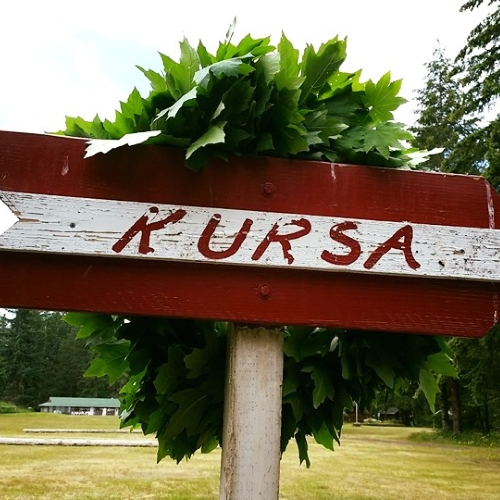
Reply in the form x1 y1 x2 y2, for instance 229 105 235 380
0 437 157 446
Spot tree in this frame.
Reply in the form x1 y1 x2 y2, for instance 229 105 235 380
0 315 9 397
438 378 451 431
410 45 486 174
1 309 47 407
483 115 500 190
0 309 120 408
457 0 500 113
454 1 500 189
451 329 500 434
411 2 500 188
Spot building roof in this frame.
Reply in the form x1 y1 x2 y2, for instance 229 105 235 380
380 406 400 415
39 397 120 408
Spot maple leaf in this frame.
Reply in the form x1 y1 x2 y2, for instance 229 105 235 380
363 122 413 159
363 72 407 123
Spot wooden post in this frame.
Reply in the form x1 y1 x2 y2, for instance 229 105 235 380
219 325 284 500
354 402 361 426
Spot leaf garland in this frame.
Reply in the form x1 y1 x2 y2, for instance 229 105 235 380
58 32 434 170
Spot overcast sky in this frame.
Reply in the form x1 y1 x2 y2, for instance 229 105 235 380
0 1 490 134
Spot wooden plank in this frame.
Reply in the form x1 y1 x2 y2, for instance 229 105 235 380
0 437 157 447
0 252 496 338
1 191 500 282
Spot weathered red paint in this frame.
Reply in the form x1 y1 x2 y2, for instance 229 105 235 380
198 215 253 260
112 207 186 255
363 225 420 271
321 221 361 266
251 218 311 264
0 130 499 337
114 206 422 271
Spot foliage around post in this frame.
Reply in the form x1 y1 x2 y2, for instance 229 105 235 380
60 30 454 466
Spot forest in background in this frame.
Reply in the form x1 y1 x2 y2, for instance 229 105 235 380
0 310 121 409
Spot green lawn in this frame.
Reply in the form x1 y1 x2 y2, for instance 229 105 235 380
1 414 499 499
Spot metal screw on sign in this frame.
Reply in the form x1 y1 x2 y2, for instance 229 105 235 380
261 182 276 197
257 283 272 299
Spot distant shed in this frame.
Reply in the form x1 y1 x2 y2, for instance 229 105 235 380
39 397 119 416
378 407 401 422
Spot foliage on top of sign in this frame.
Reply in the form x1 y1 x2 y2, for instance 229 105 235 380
59 24 433 170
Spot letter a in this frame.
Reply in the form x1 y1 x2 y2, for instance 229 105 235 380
363 225 420 270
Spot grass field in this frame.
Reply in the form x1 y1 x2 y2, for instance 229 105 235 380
1 413 499 499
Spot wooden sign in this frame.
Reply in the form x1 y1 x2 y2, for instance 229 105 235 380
0 130 499 337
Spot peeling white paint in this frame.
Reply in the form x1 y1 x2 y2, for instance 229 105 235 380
61 155 69 176
487 183 496 229
330 163 336 182
1 190 499 283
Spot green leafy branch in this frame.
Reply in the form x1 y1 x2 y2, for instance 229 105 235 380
59 30 433 170
65 313 454 466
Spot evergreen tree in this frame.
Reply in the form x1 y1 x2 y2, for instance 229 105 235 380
0 315 9 398
410 45 486 174
0 309 120 408
455 1 500 189
457 0 500 113
451 329 500 433
2 309 46 407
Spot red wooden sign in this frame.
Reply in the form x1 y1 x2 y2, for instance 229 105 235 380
0 130 499 337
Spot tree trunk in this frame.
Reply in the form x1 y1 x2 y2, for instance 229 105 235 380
439 378 451 431
482 392 490 434
450 378 462 434
476 406 485 434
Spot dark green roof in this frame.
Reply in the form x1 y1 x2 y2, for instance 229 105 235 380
39 397 119 408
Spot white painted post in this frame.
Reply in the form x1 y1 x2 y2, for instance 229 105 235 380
219 324 284 500
354 402 361 426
